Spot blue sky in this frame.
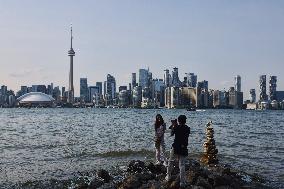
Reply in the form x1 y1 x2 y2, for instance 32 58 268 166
0 0 284 99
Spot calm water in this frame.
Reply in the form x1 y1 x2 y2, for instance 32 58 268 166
0 108 283 188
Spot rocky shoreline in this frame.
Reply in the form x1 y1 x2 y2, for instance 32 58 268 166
72 158 272 189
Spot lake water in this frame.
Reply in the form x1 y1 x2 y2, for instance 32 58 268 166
0 108 283 188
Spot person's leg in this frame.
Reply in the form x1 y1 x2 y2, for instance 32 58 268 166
155 141 161 163
165 148 175 181
179 155 186 186
160 139 167 163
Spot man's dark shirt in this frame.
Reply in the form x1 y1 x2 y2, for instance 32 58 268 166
171 124 190 156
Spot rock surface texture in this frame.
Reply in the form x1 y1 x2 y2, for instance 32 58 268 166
74 159 270 189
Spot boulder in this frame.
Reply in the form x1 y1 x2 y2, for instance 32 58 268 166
89 177 104 189
119 175 142 189
146 162 166 175
127 160 145 173
195 176 212 189
97 169 112 183
97 183 116 189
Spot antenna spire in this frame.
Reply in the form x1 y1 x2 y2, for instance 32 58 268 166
70 24 73 49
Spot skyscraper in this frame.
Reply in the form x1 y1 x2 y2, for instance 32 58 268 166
105 74 116 105
164 69 171 87
259 75 268 101
235 75 241 92
250 89 256 103
89 86 99 102
269 76 277 101
172 67 180 87
185 73 197 88
67 26 75 104
139 69 149 89
131 73 137 89
96 82 103 95
80 78 88 102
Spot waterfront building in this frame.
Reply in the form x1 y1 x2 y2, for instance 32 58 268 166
196 80 209 108
131 73 137 89
228 87 243 109
47 83 53 96
89 86 99 103
67 26 75 104
281 100 284 110
128 83 132 92
61 87 66 97
93 93 103 106
8 95 16 107
165 87 180 108
180 87 197 108
172 67 180 87
259 75 268 102
276 91 284 101
132 86 142 107
208 90 214 108
32 85 47 94
228 87 236 108
27 87 32 93
235 75 241 92
250 89 256 103
52 86 61 101
17 92 55 107
96 82 103 95
270 100 279 110
152 79 165 107
1 85 7 96
104 74 116 105
185 73 197 88
118 90 131 107
139 69 149 89
164 69 171 87
246 103 257 110
80 78 88 102
20 86 28 96
119 86 127 92
269 76 277 101
213 90 227 108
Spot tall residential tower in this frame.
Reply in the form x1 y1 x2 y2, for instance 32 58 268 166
67 26 75 104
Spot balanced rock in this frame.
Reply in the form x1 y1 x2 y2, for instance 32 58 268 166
201 121 219 165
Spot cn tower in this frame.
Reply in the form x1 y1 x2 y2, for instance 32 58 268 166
67 26 75 104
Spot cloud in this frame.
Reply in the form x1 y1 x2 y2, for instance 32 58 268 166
9 67 44 78
9 70 33 78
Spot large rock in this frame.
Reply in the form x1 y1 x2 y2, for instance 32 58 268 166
146 162 166 175
139 180 161 189
119 175 142 189
97 183 116 189
136 172 155 182
97 169 112 183
195 176 212 189
89 177 104 189
127 160 146 173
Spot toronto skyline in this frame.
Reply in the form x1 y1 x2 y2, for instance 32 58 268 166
0 1 284 99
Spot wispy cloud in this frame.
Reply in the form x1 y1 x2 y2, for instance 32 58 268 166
9 67 45 78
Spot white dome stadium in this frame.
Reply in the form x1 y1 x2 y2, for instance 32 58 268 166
17 92 55 107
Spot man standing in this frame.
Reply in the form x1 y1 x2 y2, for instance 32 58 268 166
165 115 190 187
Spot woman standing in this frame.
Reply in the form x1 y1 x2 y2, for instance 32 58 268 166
154 114 167 165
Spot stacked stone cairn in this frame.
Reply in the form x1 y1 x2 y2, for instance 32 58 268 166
201 121 219 165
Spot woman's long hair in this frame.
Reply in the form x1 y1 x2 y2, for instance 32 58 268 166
155 114 164 131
